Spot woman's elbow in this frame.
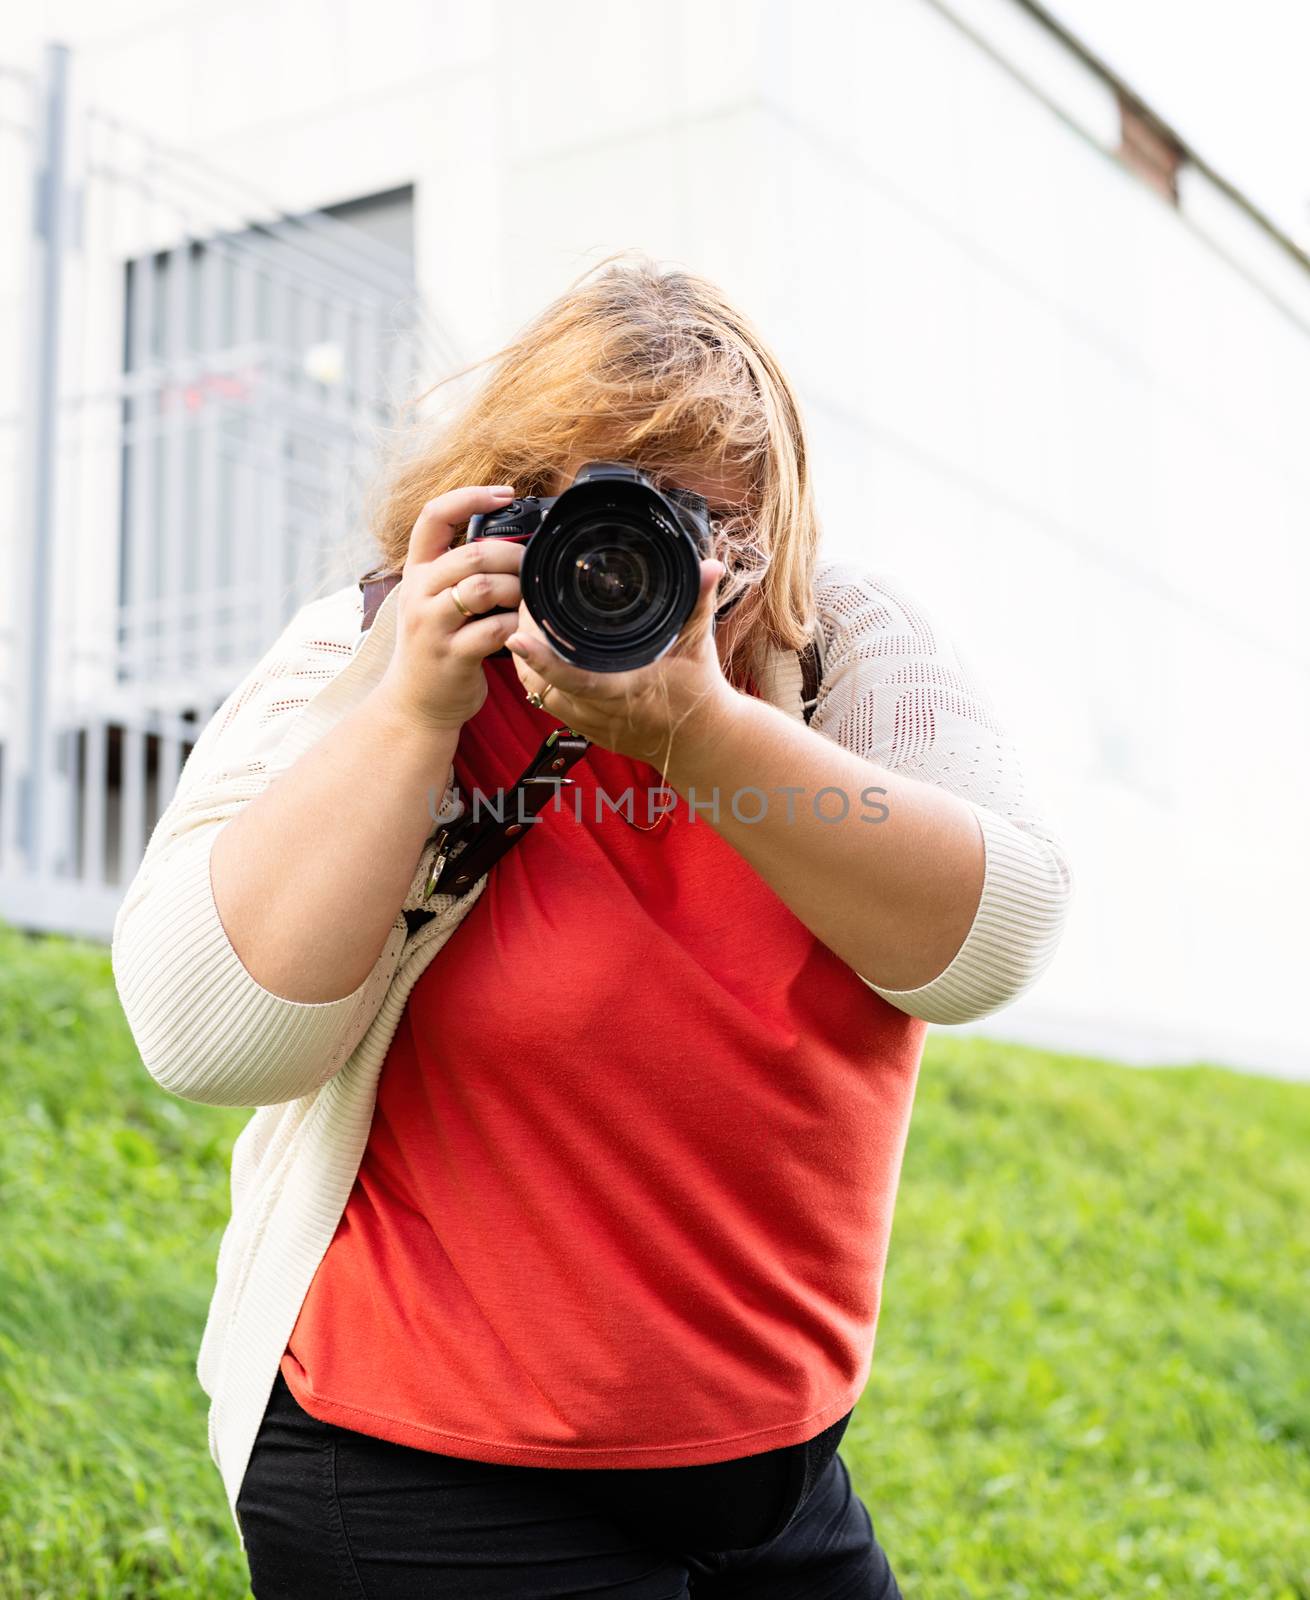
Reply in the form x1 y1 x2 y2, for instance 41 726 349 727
110 836 397 1108
112 932 365 1108
863 822 1075 1026
133 1034 349 1110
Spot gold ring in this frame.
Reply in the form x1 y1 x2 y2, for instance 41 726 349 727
525 685 552 710
448 582 473 619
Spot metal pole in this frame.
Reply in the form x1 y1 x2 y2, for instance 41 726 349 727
15 41 71 879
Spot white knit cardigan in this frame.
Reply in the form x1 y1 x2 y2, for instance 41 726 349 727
111 555 1073 1544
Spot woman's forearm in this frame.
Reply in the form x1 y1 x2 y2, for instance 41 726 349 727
209 691 457 1003
662 686 986 991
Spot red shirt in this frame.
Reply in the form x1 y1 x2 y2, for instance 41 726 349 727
281 654 927 1467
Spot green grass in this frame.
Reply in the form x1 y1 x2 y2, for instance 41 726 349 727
1 919 1307 1599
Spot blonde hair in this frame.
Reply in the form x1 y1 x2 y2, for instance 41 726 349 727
368 251 820 689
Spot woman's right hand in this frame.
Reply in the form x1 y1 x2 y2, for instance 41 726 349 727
373 485 525 734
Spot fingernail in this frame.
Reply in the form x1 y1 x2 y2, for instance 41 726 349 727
490 485 516 496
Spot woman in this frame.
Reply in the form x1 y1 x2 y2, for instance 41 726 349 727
112 253 1073 1598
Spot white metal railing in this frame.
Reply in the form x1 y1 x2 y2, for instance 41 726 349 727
0 42 448 939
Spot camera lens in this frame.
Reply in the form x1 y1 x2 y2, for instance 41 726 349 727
573 543 651 621
545 513 681 652
520 475 705 671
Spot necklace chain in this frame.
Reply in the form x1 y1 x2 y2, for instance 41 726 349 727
620 807 673 835
567 731 675 837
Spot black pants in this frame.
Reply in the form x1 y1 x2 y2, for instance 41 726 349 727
237 1369 902 1598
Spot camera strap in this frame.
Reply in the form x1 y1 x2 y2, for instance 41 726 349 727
420 726 592 899
358 568 822 914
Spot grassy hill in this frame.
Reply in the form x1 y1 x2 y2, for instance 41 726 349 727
1 919 1307 1599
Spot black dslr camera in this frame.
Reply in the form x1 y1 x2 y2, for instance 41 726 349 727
465 460 715 673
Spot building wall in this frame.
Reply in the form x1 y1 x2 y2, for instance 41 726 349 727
5 0 1308 1073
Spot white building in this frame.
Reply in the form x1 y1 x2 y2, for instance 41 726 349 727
2 0 1306 1077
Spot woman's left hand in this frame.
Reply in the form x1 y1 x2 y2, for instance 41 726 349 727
504 558 734 764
